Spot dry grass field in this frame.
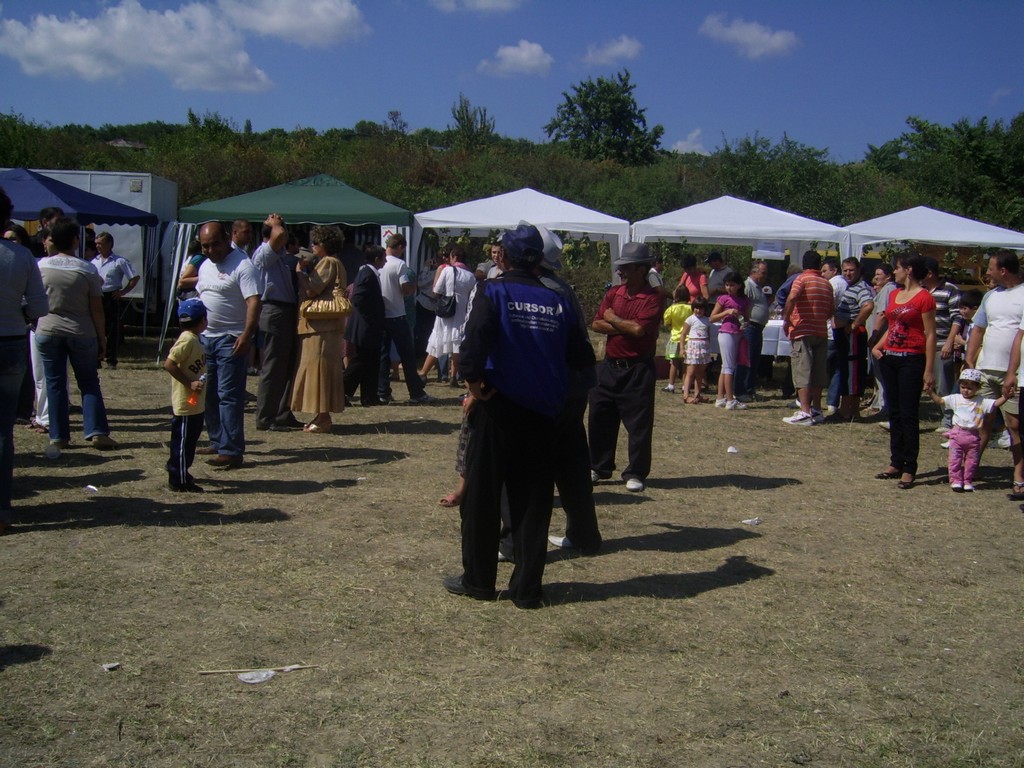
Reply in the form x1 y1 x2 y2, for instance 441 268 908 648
1 339 1022 768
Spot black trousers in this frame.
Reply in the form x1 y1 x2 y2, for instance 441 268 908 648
255 302 298 428
588 358 656 481
878 352 926 476
378 316 425 400
101 293 120 366
167 412 205 485
460 393 556 607
344 340 383 405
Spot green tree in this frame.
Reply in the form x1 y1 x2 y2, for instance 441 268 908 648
448 93 496 151
544 70 664 166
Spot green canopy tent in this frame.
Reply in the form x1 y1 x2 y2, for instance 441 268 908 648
163 175 411 353
176 174 411 226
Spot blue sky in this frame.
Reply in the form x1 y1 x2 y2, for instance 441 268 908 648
1 0 1021 163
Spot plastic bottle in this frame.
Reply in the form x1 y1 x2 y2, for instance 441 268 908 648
186 374 207 406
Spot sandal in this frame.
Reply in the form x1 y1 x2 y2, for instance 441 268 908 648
897 474 915 490
1009 481 1024 501
303 421 332 433
438 493 461 508
875 469 900 480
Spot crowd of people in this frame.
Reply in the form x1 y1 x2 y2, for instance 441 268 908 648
3 189 1023 605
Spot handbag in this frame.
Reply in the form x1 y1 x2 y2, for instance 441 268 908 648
435 266 457 318
436 293 457 318
302 284 352 319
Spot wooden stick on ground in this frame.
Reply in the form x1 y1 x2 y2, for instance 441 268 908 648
198 664 319 675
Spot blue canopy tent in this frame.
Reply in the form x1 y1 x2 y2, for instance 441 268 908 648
1 166 164 334
0 167 158 226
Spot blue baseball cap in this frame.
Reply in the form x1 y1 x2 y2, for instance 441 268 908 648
178 298 207 324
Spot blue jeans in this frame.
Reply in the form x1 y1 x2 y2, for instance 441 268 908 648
0 337 27 519
202 334 248 457
35 334 110 443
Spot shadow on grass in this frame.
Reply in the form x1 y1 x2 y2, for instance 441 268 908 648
0 644 52 671
646 474 801 491
202 477 359 495
334 418 461 437
15 468 147 496
596 523 760 556
8 497 289 532
544 555 774 604
254 445 409 468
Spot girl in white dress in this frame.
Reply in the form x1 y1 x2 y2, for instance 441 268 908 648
419 245 477 384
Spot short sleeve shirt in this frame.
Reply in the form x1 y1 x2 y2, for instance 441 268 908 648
168 330 206 416
595 284 662 359
37 255 103 337
92 253 137 293
883 289 937 354
196 248 260 338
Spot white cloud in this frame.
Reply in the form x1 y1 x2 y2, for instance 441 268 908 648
218 0 369 48
671 129 709 155
991 86 1013 105
0 0 271 91
699 13 798 60
429 0 523 12
583 35 642 66
478 40 553 77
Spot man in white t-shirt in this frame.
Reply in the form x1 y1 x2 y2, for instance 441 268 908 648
966 252 1024 480
376 234 430 404
195 221 260 468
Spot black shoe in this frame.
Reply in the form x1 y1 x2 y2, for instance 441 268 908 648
169 480 204 493
275 415 304 430
443 575 496 601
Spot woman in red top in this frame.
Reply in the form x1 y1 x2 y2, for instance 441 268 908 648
677 254 709 301
871 253 936 488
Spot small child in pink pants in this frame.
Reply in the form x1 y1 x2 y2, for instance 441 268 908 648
927 368 1007 492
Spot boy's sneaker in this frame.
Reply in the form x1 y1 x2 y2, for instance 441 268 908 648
714 398 728 408
810 409 825 425
737 393 753 403
783 410 813 426
951 482 963 492
662 384 675 393
997 430 1012 449
725 399 747 410
963 483 975 492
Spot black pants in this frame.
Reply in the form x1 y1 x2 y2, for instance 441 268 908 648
102 293 120 366
460 393 555 607
167 412 205 485
878 352 926 476
345 340 383 405
378 316 425 400
255 302 298 428
588 358 656 481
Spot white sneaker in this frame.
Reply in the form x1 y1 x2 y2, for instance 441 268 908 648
963 483 975 492
951 482 963 491
625 478 645 492
725 399 747 410
879 421 891 431
997 430 1012 449
783 410 813 426
714 398 728 408
662 384 675 393
548 534 574 549
940 440 951 449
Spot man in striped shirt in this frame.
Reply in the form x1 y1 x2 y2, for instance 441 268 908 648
830 258 874 421
782 251 834 426
922 256 962 429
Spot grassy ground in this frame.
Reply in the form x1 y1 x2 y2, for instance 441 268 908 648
1 339 1022 767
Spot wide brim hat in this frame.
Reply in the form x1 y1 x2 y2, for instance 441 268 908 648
613 241 653 267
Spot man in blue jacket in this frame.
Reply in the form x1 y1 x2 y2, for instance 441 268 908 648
444 223 595 608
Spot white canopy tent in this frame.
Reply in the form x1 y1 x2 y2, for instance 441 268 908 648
411 188 630 267
845 206 1024 259
632 195 850 259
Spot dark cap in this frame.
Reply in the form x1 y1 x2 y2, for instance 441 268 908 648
705 250 723 264
178 298 207 324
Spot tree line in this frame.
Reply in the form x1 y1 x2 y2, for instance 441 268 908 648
2 70 1023 233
